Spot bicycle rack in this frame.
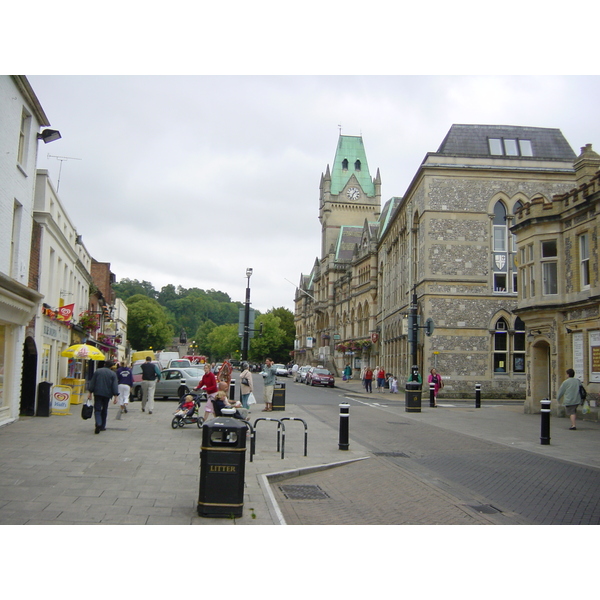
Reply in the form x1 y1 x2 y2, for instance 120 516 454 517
240 420 255 462
253 417 285 459
280 417 308 457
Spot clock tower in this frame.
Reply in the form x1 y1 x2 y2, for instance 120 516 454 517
319 134 381 257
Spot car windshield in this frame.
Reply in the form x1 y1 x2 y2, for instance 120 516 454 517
182 369 202 377
314 369 330 375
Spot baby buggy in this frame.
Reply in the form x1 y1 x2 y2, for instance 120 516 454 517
171 392 205 429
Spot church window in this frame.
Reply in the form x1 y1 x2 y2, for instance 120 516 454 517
354 160 361 171
342 159 348 170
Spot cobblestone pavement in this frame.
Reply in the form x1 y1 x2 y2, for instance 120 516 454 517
273 402 600 525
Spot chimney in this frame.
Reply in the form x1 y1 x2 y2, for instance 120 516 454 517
574 144 600 186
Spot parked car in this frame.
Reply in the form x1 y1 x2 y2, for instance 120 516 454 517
165 359 192 369
132 367 204 401
274 363 288 377
305 367 335 387
295 365 311 383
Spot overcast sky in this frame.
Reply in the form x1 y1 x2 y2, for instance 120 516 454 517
26 74 600 312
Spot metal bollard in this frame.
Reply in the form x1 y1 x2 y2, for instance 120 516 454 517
540 398 551 445
475 383 481 408
338 403 350 451
429 383 436 408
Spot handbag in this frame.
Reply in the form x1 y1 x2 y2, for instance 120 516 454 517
247 392 256 405
242 377 250 386
579 384 587 404
81 399 93 420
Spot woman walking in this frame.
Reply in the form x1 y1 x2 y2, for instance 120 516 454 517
427 368 443 407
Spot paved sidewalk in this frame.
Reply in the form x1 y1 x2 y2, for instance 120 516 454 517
1 378 598 525
0 396 369 525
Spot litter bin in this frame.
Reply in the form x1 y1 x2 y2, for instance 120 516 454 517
405 381 422 413
36 381 52 417
198 414 247 518
272 381 285 411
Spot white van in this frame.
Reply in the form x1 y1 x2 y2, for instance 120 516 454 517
156 351 180 369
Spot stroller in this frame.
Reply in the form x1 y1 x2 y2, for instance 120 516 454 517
171 392 205 429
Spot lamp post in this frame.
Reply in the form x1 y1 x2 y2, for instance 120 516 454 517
242 268 253 361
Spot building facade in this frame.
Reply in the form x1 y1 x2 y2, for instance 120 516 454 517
0 77 48 425
296 125 580 399
377 125 578 397
511 144 600 419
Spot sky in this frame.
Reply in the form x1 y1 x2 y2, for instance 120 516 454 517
25 74 600 313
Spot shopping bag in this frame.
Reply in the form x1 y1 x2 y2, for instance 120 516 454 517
582 400 591 414
248 392 256 405
81 399 93 420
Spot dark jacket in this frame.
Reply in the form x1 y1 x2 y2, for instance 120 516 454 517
88 367 119 397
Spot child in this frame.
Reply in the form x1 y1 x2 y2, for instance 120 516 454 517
174 394 196 419
389 376 398 394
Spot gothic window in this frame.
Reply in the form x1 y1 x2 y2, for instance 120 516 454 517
342 159 348 170
513 318 526 372
354 160 361 171
493 318 508 372
492 201 508 292
493 316 526 374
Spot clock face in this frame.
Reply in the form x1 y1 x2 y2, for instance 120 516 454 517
347 187 361 200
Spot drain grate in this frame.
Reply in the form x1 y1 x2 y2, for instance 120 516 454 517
467 504 502 514
373 451 410 458
279 484 330 500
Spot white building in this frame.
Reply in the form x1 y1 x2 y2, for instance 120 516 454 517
26 170 93 412
0 76 58 426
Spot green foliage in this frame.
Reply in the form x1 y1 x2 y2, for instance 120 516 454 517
205 324 241 362
125 295 174 352
113 278 157 300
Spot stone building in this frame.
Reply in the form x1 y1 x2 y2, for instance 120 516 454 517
511 144 600 419
294 134 382 374
377 124 578 397
296 125 581 398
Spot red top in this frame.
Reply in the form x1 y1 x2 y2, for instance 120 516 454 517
196 372 217 394
364 369 373 380
377 370 385 379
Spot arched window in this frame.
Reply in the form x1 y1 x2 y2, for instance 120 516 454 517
493 317 509 372
492 201 511 293
354 159 361 171
342 159 348 170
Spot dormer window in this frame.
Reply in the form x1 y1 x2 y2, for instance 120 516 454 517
488 138 533 157
354 160 361 171
342 159 348 170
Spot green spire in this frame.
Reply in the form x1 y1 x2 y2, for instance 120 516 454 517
330 135 375 196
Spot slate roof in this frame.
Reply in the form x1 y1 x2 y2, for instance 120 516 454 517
436 124 576 161
334 226 363 261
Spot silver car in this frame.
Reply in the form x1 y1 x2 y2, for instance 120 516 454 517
295 365 311 383
133 368 204 401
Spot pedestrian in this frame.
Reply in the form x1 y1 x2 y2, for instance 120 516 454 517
343 364 352 381
376 367 386 392
262 357 277 411
427 368 443 407
116 361 133 416
239 361 254 410
389 375 398 394
140 356 161 415
195 363 218 422
87 360 119 434
557 368 582 430
363 367 373 393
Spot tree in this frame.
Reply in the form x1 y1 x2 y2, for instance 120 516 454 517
113 278 157 301
247 312 286 363
193 319 217 356
205 324 241 362
125 294 173 351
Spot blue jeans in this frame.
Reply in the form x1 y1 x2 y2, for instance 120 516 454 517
94 395 110 429
241 393 250 409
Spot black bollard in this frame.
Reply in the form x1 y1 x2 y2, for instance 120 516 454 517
540 398 551 445
429 383 436 408
338 403 350 450
475 383 481 408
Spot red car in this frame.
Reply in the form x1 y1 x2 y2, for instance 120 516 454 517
306 367 335 387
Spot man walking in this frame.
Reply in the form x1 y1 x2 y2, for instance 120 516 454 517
557 368 581 430
141 356 161 415
262 357 277 412
87 360 119 434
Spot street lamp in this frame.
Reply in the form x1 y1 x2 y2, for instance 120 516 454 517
242 268 253 361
